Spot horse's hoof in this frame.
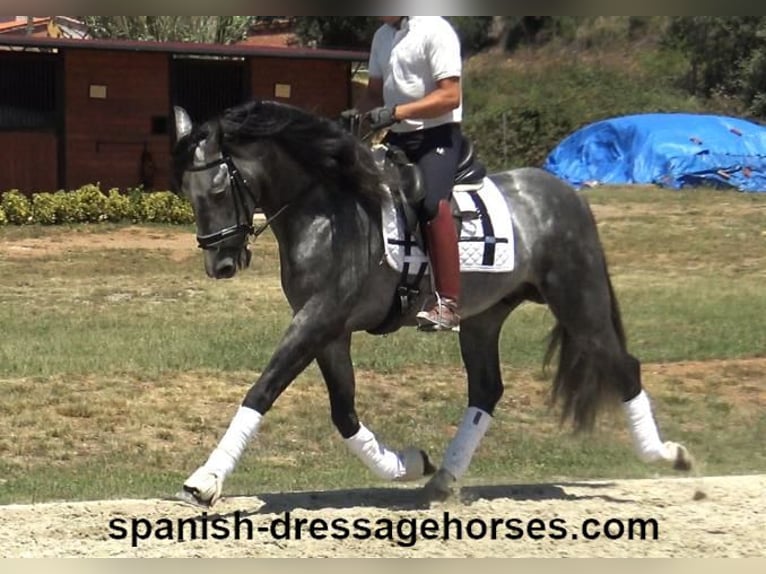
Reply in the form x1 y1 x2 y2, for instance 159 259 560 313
398 447 434 481
179 467 223 508
175 488 213 509
666 442 693 472
422 468 456 503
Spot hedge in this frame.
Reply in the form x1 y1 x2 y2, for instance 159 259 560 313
0 186 194 226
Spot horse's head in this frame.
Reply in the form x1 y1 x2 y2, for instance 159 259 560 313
173 100 389 279
173 106 256 279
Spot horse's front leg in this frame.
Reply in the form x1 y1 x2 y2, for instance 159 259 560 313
180 297 342 507
316 334 435 481
423 302 512 502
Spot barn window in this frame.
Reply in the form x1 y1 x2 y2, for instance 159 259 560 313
0 51 58 130
171 55 247 124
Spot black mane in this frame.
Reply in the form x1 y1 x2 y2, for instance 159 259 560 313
175 100 385 205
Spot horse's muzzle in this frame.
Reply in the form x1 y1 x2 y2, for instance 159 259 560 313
205 246 252 279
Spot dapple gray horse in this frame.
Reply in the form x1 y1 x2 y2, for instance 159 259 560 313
171 100 691 507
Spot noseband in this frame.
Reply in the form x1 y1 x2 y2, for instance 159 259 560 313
186 154 289 250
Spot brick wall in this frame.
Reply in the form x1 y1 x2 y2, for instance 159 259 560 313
64 50 171 191
0 132 57 193
250 57 350 118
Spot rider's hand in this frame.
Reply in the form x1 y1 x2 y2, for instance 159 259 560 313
366 106 398 131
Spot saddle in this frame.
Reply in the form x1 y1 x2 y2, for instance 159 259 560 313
377 136 488 239
368 137 488 335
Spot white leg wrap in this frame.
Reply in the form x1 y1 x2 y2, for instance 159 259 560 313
344 423 407 480
203 406 263 479
442 407 492 480
623 390 673 463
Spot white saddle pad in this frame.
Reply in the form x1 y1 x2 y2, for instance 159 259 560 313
381 177 515 276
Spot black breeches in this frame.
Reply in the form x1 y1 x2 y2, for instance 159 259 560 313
385 123 462 221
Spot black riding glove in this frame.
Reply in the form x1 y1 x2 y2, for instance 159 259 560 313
366 106 398 130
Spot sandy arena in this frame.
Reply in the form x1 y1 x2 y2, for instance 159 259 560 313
0 473 763 557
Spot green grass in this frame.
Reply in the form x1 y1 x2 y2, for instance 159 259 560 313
0 186 764 504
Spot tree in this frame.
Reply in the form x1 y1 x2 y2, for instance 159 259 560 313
738 21 766 116
292 17 379 50
82 16 258 44
445 17 494 55
664 17 766 116
292 17 494 54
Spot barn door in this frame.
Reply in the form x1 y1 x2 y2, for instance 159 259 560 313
171 56 248 124
0 51 61 193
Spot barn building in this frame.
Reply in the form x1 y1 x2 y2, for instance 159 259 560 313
0 33 367 194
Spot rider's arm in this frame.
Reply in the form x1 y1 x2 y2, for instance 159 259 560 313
391 76 460 122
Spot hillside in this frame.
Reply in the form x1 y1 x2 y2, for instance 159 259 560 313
459 19 748 171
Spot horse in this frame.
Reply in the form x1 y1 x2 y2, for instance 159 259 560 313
171 99 692 508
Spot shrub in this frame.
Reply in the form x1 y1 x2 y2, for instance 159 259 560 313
1 186 195 226
127 188 147 222
1 190 32 225
104 188 132 222
31 192 59 225
73 184 109 222
142 191 194 224
166 195 195 224
51 190 79 223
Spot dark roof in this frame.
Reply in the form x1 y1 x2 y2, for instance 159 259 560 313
0 33 369 62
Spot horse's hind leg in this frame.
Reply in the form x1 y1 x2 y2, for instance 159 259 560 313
619 353 693 471
424 299 515 501
317 334 434 481
539 260 692 471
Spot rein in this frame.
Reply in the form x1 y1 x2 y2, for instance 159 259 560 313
187 154 290 250
253 202 291 239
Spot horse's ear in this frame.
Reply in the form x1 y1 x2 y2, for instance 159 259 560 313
174 106 193 141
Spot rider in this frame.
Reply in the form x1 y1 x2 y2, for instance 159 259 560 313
361 16 463 332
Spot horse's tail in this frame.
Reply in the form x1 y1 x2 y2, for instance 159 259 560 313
543 261 627 433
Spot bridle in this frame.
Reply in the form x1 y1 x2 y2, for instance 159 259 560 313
185 153 290 250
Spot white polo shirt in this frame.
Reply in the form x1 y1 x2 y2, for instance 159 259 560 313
368 16 462 133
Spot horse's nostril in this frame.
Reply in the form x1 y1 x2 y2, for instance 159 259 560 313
215 262 237 279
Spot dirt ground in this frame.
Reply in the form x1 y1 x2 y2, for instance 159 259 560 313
0 473 763 557
0 225 198 262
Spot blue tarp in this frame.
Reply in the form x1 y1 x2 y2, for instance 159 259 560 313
543 113 766 192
